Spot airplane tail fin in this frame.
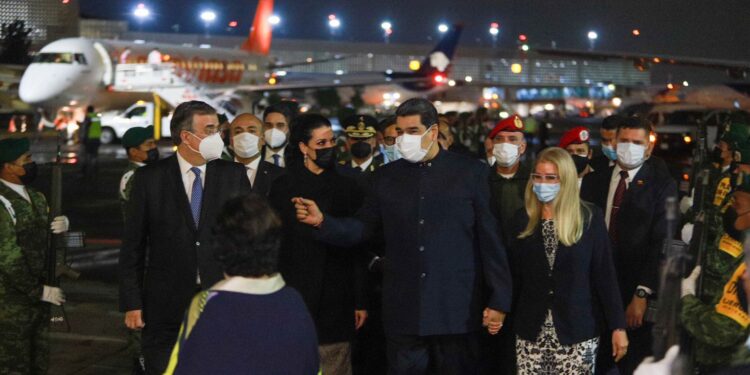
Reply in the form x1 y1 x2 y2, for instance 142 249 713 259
241 0 274 55
417 24 463 76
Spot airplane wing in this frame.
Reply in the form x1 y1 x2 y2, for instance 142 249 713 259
210 75 430 93
534 48 750 78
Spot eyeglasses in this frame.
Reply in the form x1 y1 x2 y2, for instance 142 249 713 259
531 173 559 182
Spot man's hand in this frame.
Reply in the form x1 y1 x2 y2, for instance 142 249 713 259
292 198 324 227
482 307 506 335
355 310 368 330
50 215 69 234
41 285 66 305
626 296 647 329
612 329 629 362
681 266 701 298
125 310 145 330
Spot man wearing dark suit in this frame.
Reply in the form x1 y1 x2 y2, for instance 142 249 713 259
581 115 678 375
227 113 285 196
119 101 251 374
294 99 513 374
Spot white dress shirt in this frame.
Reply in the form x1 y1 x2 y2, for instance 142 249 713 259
352 156 374 172
1 178 30 202
236 157 261 187
264 145 286 167
176 151 205 203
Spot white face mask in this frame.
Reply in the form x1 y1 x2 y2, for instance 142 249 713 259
492 143 520 167
264 128 287 148
396 126 435 163
187 132 224 162
233 132 261 159
616 142 646 169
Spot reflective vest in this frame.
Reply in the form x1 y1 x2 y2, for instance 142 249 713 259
87 113 102 139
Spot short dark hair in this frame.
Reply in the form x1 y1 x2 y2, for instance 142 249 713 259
376 115 397 133
170 101 217 145
263 101 298 125
212 194 282 277
286 113 331 166
395 98 438 128
616 115 653 134
601 115 626 130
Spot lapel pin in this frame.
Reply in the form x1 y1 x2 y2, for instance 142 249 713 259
636 179 645 186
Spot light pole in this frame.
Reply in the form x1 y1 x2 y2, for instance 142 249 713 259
200 10 217 38
438 23 449 34
587 30 598 51
328 14 341 38
381 21 392 43
132 3 150 31
489 22 499 47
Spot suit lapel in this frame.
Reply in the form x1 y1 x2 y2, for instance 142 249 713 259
622 161 652 205
167 155 198 233
254 161 270 194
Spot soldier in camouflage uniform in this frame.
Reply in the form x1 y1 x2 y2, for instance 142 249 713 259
0 138 69 374
118 126 157 375
681 137 750 374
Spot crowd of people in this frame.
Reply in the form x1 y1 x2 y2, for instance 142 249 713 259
2 97 750 374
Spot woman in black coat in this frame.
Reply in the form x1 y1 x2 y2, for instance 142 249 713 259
507 147 628 374
269 113 366 375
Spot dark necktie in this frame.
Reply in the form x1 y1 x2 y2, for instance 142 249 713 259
272 154 281 166
190 167 203 227
609 170 629 242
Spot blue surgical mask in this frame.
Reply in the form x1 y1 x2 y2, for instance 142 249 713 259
383 144 401 162
601 144 617 161
533 183 560 203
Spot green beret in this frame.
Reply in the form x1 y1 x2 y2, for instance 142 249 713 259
720 123 750 150
0 138 30 163
122 126 154 149
343 115 377 139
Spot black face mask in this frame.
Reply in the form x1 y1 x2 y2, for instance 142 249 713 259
145 148 159 164
710 147 725 165
350 141 372 159
311 146 337 170
571 154 589 175
722 206 750 242
19 162 38 185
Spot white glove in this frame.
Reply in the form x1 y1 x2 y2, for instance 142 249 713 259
50 216 69 234
681 223 694 244
41 285 66 306
635 345 680 375
681 266 702 297
679 195 693 214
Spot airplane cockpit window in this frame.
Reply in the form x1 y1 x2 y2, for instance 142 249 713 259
32 53 88 65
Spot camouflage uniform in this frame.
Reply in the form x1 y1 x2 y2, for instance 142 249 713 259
0 182 51 374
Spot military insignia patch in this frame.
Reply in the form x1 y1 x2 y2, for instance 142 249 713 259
514 116 523 129
715 263 750 328
718 233 743 258
580 130 589 141
713 177 731 207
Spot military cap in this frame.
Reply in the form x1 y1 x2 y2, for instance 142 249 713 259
122 126 154 149
489 115 524 139
558 126 591 149
343 115 378 139
0 138 30 163
720 122 750 151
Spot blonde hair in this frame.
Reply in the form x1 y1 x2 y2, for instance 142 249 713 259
518 147 588 246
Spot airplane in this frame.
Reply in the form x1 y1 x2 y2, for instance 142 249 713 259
18 0 463 122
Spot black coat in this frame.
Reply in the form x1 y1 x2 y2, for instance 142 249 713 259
252 160 285 196
318 150 513 336
119 155 251 326
507 204 626 345
269 164 365 344
580 157 678 303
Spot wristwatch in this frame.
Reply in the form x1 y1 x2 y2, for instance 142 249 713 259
635 288 649 298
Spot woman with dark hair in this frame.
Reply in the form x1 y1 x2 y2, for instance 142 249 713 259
269 113 367 375
165 194 319 374
262 101 298 167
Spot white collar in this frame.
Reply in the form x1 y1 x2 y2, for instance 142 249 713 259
0 178 29 201
236 156 262 170
268 145 286 156
613 162 643 181
131 161 146 167
499 172 515 179
353 155 374 170
211 273 285 295
176 150 206 175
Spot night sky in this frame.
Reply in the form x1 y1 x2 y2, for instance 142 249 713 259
80 0 750 61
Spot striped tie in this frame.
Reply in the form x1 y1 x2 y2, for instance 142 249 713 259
190 167 203 227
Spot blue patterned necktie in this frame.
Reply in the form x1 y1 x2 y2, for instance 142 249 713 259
272 154 281 166
190 167 203 227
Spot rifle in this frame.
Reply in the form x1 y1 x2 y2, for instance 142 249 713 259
689 119 711 284
651 197 691 373
47 129 70 330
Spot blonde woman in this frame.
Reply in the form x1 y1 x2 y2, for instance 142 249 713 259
508 147 628 374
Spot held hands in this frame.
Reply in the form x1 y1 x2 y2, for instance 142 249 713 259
355 310 368 330
125 310 145 330
50 216 69 234
292 198 324 227
482 308 506 335
41 285 66 305
612 329 629 362
681 266 702 298
626 296 647 329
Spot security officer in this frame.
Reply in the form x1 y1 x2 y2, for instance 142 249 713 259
0 137 69 374
681 137 750 373
120 126 158 218
81 105 102 179
558 126 595 185
337 115 384 178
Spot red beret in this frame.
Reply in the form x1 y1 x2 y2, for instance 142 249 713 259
489 115 525 139
558 126 591 149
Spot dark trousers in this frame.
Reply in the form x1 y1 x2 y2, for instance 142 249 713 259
386 332 479 375
142 323 179 375
597 323 653 375
479 328 515 375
